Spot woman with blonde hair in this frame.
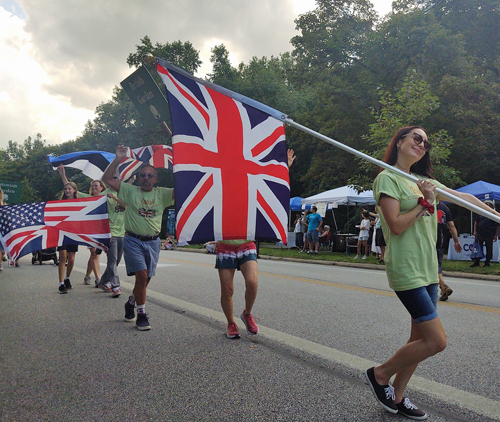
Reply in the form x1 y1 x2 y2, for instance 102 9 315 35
57 181 80 293
57 165 106 287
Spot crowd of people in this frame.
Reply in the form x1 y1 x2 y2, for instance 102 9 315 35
2 127 500 420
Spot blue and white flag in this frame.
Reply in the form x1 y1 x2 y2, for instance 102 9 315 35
48 151 115 180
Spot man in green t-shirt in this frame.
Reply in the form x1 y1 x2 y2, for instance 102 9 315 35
103 145 174 331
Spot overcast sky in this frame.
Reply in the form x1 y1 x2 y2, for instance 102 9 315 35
0 0 393 150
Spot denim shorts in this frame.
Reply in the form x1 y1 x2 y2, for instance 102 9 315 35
307 230 319 243
215 242 257 270
358 235 369 241
395 284 438 323
123 235 161 277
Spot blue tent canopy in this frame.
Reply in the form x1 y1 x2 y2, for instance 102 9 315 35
290 197 311 211
455 181 500 202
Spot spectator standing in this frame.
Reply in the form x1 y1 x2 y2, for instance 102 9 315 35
436 202 462 301
300 210 310 253
103 145 174 331
471 200 499 267
354 211 371 259
306 206 323 254
293 213 304 251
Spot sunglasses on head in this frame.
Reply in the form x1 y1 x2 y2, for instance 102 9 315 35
139 172 155 179
402 132 432 152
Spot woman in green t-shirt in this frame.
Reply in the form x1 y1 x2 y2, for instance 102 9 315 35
365 126 500 420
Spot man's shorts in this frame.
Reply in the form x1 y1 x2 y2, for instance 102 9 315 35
437 248 444 274
395 284 438 323
123 235 161 277
307 230 319 243
215 242 257 270
57 245 78 253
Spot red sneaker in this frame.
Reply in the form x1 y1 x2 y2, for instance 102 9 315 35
240 311 259 335
226 322 240 339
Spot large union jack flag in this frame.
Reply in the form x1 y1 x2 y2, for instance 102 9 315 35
118 145 173 181
156 59 290 245
0 196 111 260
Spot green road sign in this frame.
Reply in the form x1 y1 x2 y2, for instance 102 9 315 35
0 181 22 204
121 66 170 129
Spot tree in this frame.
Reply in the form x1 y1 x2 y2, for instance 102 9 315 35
127 36 202 75
348 70 463 190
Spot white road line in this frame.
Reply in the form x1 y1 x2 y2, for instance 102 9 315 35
72 266 500 420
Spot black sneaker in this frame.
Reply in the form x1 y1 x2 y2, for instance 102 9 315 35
64 278 72 289
58 284 68 294
365 367 398 414
396 397 428 420
124 301 136 322
136 313 151 331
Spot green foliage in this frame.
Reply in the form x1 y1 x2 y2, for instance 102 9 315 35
3 0 500 205
127 36 202 75
348 70 463 189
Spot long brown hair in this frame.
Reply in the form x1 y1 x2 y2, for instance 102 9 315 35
61 182 78 200
0 188 4 205
379 126 434 178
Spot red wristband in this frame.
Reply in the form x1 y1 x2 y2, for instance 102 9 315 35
418 197 435 214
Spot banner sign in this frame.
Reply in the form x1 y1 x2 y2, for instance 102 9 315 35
0 181 22 204
120 66 170 129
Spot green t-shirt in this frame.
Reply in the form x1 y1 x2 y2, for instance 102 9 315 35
118 183 174 237
372 170 445 292
77 192 91 198
103 189 126 238
219 240 252 245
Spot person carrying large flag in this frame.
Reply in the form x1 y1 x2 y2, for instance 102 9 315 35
102 146 173 331
155 58 294 338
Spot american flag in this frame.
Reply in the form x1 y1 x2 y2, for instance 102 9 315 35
156 59 290 245
0 196 111 260
118 145 173 181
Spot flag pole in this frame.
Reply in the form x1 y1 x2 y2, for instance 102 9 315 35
285 118 500 225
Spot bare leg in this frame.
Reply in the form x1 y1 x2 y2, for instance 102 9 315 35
92 253 100 278
58 250 67 283
218 268 236 324
240 260 258 314
374 317 447 402
66 252 76 278
133 269 150 306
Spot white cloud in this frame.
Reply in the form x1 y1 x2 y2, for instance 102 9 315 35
0 0 394 150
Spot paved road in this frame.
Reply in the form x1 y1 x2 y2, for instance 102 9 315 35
1 250 499 422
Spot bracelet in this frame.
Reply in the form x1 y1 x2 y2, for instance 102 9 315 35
418 197 435 214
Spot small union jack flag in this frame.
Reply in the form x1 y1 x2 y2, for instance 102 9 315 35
0 196 111 260
118 145 173 181
156 58 290 245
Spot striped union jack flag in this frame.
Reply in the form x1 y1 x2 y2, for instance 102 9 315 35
156 59 290 245
118 145 173 181
0 196 111 260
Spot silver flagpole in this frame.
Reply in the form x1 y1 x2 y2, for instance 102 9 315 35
285 118 500 225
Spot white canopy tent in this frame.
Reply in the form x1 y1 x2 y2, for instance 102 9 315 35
301 185 376 208
301 186 376 234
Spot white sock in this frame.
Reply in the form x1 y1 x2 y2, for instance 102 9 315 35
137 304 145 314
59 282 64 286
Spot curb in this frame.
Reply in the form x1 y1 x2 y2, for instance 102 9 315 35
171 247 500 282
